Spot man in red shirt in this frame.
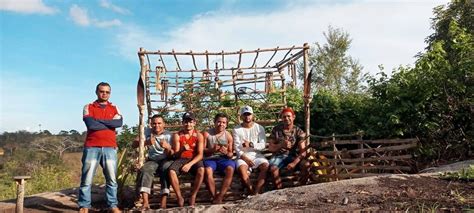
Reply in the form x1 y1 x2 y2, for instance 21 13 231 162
168 112 205 207
79 82 122 213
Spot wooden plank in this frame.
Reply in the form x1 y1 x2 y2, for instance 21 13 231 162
141 46 304 55
311 164 412 171
319 138 418 147
309 154 412 163
316 143 417 156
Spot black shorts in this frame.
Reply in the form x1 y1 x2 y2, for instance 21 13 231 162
168 158 204 176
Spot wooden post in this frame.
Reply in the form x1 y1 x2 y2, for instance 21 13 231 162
302 43 312 146
332 134 338 181
14 176 31 213
137 48 147 167
358 134 365 174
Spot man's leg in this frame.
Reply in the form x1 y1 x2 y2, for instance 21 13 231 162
168 159 185 207
139 161 159 209
101 147 119 211
189 162 205 206
78 147 100 210
269 165 282 189
237 160 253 195
298 159 311 185
214 160 235 204
268 155 285 190
203 159 217 198
158 160 173 209
254 157 269 194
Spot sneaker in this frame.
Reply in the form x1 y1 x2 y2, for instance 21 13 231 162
160 188 170 196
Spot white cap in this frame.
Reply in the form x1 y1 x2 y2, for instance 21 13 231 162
240 105 253 115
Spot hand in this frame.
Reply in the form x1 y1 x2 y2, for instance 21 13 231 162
242 140 250 148
226 151 234 158
160 139 171 150
181 163 191 173
184 143 191 150
242 155 255 167
218 145 228 155
286 162 297 171
283 140 292 149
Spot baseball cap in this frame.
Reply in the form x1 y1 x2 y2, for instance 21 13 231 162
240 105 253 115
182 112 195 121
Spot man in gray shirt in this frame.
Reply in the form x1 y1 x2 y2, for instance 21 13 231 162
134 114 173 209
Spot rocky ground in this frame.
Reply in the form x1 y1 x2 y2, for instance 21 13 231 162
0 160 472 212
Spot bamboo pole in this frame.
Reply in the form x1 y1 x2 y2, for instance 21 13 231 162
158 53 167 72
137 47 147 167
276 49 304 69
221 50 225 69
278 45 295 62
251 48 260 68
319 138 418 147
302 43 311 146
142 46 304 55
263 47 279 67
172 49 182 71
14 176 30 213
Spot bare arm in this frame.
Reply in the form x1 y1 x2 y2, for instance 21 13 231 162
171 133 180 156
202 131 214 156
226 130 234 158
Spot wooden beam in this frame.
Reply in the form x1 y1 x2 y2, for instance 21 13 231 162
141 46 304 55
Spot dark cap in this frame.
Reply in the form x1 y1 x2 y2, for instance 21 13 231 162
182 112 195 121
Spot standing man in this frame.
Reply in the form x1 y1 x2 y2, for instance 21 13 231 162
79 82 122 213
233 106 269 195
203 113 235 204
168 112 205 207
268 107 311 189
133 114 174 209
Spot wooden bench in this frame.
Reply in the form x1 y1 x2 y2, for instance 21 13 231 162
142 153 305 208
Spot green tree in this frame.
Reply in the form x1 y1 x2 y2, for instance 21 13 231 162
302 26 365 94
367 0 473 161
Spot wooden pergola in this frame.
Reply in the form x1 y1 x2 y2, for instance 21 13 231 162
136 43 313 166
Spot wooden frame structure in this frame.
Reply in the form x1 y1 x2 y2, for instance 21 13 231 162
136 44 312 167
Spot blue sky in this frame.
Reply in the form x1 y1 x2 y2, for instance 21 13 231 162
0 0 448 134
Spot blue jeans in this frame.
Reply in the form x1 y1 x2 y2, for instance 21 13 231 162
78 147 118 208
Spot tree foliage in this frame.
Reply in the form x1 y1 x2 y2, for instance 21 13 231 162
303 26 365 94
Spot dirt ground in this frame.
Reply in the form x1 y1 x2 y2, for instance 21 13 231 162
0 161 472 212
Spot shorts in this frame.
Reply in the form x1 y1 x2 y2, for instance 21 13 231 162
168 158 204 176
236 152 269 170
269 154 295 169
204 158 236 174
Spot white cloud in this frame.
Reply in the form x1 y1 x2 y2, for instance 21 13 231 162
99 0 130 15
96 19 122 28
69 4 90 26
115 1 448 75
0 0 57 14
69 4 122 28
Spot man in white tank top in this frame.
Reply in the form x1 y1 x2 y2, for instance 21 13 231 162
233 105 269 195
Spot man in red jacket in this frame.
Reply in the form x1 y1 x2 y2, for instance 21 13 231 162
79 82 122 213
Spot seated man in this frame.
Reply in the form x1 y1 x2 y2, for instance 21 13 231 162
203 113 235 204
133 114 174 209
268 107 311 189
233 106 269 195
168 112 205 207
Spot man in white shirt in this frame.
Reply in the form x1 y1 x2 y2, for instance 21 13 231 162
233 106 269 195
